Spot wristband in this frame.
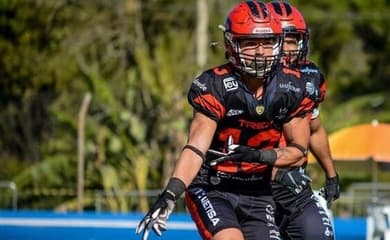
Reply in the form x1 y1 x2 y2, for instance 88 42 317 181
182 144 205 162
287 142 308 156
165 177 186 200
260 149 277 165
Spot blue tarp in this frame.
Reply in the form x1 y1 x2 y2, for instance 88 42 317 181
0 210 366 240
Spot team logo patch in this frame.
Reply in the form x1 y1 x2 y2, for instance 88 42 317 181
223 77 238 91
209 176 221 185
255 105 265 115
226 109 244 117
305 81 315 95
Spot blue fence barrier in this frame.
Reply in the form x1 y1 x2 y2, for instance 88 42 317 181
0 210 365 240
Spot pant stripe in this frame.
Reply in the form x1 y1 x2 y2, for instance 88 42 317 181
185 192 213 240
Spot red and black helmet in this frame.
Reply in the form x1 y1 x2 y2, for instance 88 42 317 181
222 1 283 79
267 1 310 63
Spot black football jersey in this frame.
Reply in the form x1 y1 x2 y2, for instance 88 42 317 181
300 60 326 107
279 60 327 147
187 63 312 191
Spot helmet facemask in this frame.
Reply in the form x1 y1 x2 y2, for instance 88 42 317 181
225 32 283 79
282 28 309 67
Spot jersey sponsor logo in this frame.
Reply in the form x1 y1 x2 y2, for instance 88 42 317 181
313 195 335 237
265 204 276 224
252 27 272 34
269 230 282 240
305 81 315 95
279 81 301 93
238 119 271 130
266 205 281 240
279 107 288 115
300 66 319 74
223 77 238 91
194 189 220 226
193 78 207 91
226 109 244 117
216 171 266 181
265 204 275 215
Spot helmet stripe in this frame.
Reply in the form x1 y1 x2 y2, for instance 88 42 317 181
246 1 269 18
270 1 293 17
282 2 292 15
246 1 260 17
257 1 269 18
270 2 283 16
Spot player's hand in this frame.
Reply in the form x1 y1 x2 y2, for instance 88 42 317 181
275 168 312 194
323 174 340 208
210 145 261 166
136 190 176 240
210 145 276 166
221 145 261 162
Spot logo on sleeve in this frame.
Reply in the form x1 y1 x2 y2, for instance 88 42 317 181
300 66 319 74
223 77 238 91
193 78 207 91
305 81 315 95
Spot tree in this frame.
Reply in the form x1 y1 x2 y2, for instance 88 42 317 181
1 0 390 211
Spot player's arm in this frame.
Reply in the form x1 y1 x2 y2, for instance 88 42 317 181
172 111 217 186
309 117 336 178
309 116 340 207
272 115 311 167
136 111 216 240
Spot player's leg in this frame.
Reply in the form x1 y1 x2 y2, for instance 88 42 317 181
239 194 281 240
283 188 335 240
185 187 244 240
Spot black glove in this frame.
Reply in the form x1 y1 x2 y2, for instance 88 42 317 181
136 178 185 240
324 174 340 208
275 168 312 194
210 145 276 166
